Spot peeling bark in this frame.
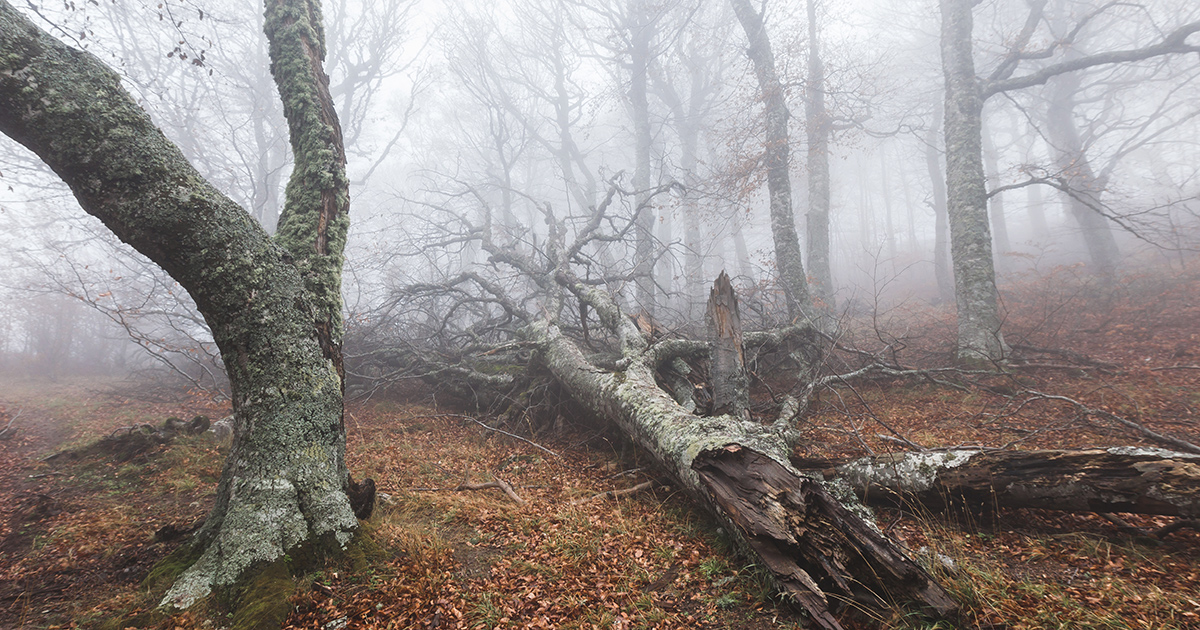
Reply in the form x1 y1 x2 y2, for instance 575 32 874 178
824 448 1200 518
695 446 958 626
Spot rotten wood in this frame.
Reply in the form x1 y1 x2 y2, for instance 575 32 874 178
706 271 749 420
694 445 957 626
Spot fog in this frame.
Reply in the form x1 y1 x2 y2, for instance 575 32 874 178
2 0 1198 384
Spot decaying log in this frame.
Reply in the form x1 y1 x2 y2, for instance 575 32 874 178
823 448 1200 518
536 277 956 628
706 271 749 420
695 446 958 625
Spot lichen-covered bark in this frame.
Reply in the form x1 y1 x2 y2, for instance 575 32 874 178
265 0 351 368
939 0 1007 362
730 0 814 321
0 0 357 608
829 448 1200 518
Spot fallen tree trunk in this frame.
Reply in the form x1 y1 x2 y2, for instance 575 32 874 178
535 284 956 629
820 448 1200 518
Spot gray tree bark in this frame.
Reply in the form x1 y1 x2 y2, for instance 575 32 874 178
939 0 1008 362
706 272 749 420
0 0 361 608
730 0 814 321
982 125 1011 269
629 0 657 314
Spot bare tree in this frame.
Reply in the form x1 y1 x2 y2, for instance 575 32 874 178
1 0 369 611
938 0 1200 361
729 0 814 320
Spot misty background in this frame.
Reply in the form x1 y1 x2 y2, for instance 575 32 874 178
1 0 1197 392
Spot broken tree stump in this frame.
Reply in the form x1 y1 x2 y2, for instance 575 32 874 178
706 271 749 421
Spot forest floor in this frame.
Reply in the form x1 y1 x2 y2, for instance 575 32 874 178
1 263 1199 629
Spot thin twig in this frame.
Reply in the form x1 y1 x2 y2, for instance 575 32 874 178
0 407 23 440
571 480 656 505
416 413 561 458
27 472 67 479
1149 365 1200 372
456 464 526 505
1023 389 1200 454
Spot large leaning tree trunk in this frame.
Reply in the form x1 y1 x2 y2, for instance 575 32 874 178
0 0 365 609
729 0 814 321
532 275 956 628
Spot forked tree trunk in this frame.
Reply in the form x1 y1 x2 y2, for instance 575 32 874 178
818 448 1200 518
1044 71 1120 277
536 279 956 629
0 0 360 609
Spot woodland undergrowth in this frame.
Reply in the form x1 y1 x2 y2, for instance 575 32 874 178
1 263 1199 629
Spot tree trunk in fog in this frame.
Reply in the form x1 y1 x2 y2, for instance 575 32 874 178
630 0 657 314
732 223 754 284
536 278 956 630
0 0 361 609
982 126 1011 271
820 448 1200 518
926 103 956 303
653 58 706 320
939 0 1007 362
1044 71 1119 278
1025 176 1050 243
880 150 899 264
730 0 814 321
804 0 834 311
